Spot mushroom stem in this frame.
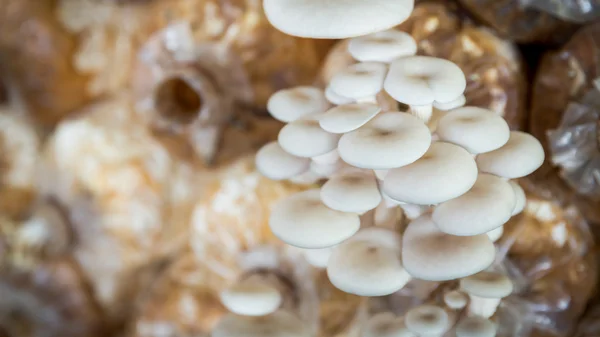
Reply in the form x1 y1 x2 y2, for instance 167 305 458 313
374 169 389 181
467 295 501 318
409 104 433 122
398 203 427 220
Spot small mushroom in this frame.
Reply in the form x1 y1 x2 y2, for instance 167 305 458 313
402 215 495 281
320 171 382 214
212 310 309 337
485 226 504 243
405 305 450 337
509 181 526 216
383 142 478 205
325 85 354 105
338 112 431 170
256 142 310 180
384 56 466 122
436 107 510 154
220 276 282 316
330 62 388 103
267 86 328 123
459 271 513 318
363 312 416 337
476 131 544 179
319 103 382 134
444 290 469 310
278 116 341 158
433 95 466 111
269 190 360 249
263 0 414 39
348 29 417 63
327 227 411 296
432 174 516 236
455 316 497 337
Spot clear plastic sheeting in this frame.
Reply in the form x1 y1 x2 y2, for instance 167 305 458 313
547 87 600 198
519 0 600 23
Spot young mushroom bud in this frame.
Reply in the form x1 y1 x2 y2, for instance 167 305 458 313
402 215 495 281
256 142 310 181
319 103 381 134
383 142 478 205
269 190 360 249
454 316 497 337
220 275 282 316
432 174 516 236
508 181 526 216
327 227 411 296
459 271 513 318
348 29 417 63
485 226 504 243
278 115 341 158
363 312 416 337
320 171 382 214
436 107 510 154
338 112 431 170
330 62 388 103
476 131 545 179
267 86 329 123
405 305 450 337
263 0 414 39
444 290 469 310
212 309 309 337
384 56 466 122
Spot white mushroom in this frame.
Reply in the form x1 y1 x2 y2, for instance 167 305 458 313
325 85 354 105
383 142 478 205
320 171 382 214
263 0 414 39
436 107 510 154
220 275 282 316
444 290 469 310
278 115 341 158
402 215 495 281
384 56 466 122
509 181 526 216
459 271 514 318
269 189 360 249
455 316 497 337
300 246 333 269
433 95 466 111
309 160 346 179
327 227 411 296
476 131 545 179
348 29 417 63
311 149 340 165
256 142 310 180
363 312 416 337
267 86 328 122
329 62 388 103
405 305 450 337
213 310 309 337
338 112 431 170
432 174 516 236
319 103 381 134
485 226 504 243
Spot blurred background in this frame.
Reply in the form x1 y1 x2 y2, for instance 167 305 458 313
0 0 599 337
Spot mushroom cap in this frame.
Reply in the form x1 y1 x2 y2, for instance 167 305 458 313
436 107 510 154
311 149 340 165
319 103 381 134
364 313 417 337
486 226 504 242
256 142 310 180
348 29 417 63
402 215 495 281
443 290 469 310
269 189 360 249
301 246 333 268
455 316 497 337
330 62 388 99
384 56 466 106
338 112 431 170
459 271 514 299
347 226 402 250
267 86 328 123
327 228 410 296
509 181 526 215
325 85 354 105
309 159 345 179
263 0 414 39
213 310 309 337
383 142 478 205
432 174 516 236
405 305 449 336
220 277 282 316
476 131 545 179
278 116 341 158
433 95 466 111
320 171 382 214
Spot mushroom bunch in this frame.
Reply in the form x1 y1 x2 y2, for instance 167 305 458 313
256 0 544 297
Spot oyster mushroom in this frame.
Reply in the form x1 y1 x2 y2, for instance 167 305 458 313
459 271 513 318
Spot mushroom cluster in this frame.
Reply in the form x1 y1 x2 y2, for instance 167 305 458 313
256 0 545 299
